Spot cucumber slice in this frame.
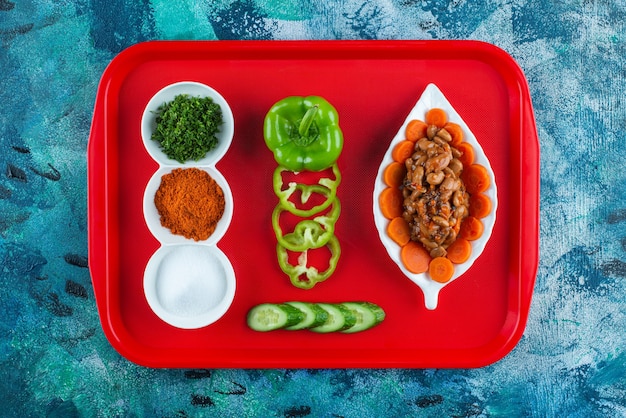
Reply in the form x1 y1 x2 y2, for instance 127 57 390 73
340 302 386 333
247 303 304 331
284 302 329 330
310 303 357 333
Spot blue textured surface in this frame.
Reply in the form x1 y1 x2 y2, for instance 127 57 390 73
1 1 626 416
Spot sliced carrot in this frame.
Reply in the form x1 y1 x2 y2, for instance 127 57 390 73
400 241 431 274
462 164 491 194
469 193 492 219
379 187 404 219
383 161 407 188
387 217 411 246
425 108 448 128
456 142 475 167
392 140 415 163
446 238 472 264
443 122 464 146
459 216 484 241
429 256 454 283
405 119 428 142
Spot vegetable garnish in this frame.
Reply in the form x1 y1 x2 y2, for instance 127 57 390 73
264 96 344 289
405 119 428 143
272 164 341 217
152 94 223 163
468 193 492 219
446 238 472 264
386 216 411 247
263 96 343 172
276 235 341 289
461 163 491 194
400 241 431 274
391 140 415 163
382 161 407 188
272 197 341 252
425 108 448 128
459 216 484 241
428 256 455 283
379 187 404 219
443 122 464 146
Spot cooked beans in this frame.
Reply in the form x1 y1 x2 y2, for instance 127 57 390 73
402 124 470 258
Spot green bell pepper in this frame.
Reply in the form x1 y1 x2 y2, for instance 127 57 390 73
272 197 341 252
273 164 341 217
276 235 341 290
264 96 344 172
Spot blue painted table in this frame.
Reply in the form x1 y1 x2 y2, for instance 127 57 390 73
1 1 625 416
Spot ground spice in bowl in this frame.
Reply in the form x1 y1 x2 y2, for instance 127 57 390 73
154 167 225 241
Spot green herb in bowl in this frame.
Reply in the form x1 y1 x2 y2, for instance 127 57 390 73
152 94 223 163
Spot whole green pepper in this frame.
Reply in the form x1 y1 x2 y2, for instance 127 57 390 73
264 96 344 172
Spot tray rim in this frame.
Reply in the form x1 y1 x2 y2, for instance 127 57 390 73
87 39 540 369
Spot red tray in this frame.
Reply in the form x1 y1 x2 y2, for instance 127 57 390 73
88 40 539 368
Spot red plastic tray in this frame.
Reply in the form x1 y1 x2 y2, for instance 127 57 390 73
88 40 539 368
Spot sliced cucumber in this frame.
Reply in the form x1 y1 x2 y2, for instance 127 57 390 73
340 302 386 333
247 301 386 333
284 302 329 330
247 303 304 332
309 303 357 333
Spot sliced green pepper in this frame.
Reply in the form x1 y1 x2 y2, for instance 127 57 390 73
272 197 341 252
276 235 341 290
273 164 341 217
264 96 344 172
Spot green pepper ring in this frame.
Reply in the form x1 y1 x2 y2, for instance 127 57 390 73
271 197 341 252
276 234 341 290
273 164 341 217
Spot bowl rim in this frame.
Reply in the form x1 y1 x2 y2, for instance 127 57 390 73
143 244 236 329
140 81 235 167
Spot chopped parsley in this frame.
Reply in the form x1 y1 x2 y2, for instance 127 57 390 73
152 94 223 163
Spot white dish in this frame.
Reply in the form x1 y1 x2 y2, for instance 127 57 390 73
372 83 498 310
143 244 236 329
140 81 236 329
140 81 234 166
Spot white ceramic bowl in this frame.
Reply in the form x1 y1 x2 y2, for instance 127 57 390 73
141 81 234 166
143 165 234 246
372 83 498 310
143 244 236 329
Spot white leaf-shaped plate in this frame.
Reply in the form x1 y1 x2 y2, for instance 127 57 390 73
373 83 498 310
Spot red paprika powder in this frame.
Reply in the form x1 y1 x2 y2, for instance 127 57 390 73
154 168 225 241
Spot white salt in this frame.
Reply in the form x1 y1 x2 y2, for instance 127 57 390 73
155 246 227 317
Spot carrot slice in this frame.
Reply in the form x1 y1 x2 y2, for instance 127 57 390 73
429 256 454 283
405 119 428 142
400 241 431 274
425 108 448 128
446 238 472 264
379 187 404 219
392 140 415 163
459 216 484 241
387 217 411 246
456 142 475 167
383 161 407 188
469 193 492 218
443 122 464 146
462 164 491 194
